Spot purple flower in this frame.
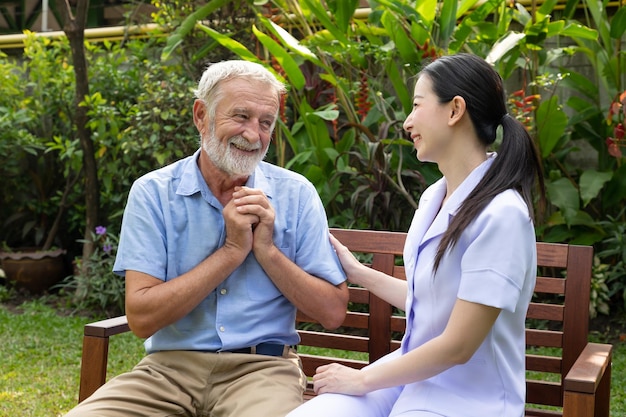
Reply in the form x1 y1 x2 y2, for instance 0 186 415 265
95 226 107 236
103 244 113 254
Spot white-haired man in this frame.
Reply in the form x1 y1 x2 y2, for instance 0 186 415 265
65 60 349 417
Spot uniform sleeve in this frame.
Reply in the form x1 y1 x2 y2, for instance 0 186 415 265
457 191 536 312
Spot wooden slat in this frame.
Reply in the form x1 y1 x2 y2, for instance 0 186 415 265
299 354 367 377
340 311 369 329
390 316 406 333
536 242 568 268
527 380 563 407
392 265 406 280
297 330 369 352
329 228 406 255
349 286 370 303
534 277 566 294
527 303 564 321
526 329 563 348
526 354 562 373
525 409 564 417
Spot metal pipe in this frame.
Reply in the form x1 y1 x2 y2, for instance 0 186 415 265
0 23 165 49
42 0 48 32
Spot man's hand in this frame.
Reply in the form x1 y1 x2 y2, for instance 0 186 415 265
222 188 261 256
231 186 275 253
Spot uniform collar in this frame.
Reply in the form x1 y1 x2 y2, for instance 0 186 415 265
419 153 496 246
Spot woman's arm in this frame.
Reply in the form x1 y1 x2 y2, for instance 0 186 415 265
330 234 407 310
312 298 501 395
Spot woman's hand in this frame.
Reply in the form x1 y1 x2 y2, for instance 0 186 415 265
313 363 369 396
329 233 367 286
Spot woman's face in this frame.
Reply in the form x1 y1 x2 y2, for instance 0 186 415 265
402 75 452 164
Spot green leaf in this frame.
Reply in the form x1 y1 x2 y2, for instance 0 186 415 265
545 177 579 224
438 0 458 48
311 109 339 121
161 0 232 60
327 0 359 34
560 70 599 101
381 10 419 63
559 22 598 41
457 0 482 17
262 18 321 65
416 0 437 24
196 25 259 61
301 0 349 45
252 25 305 90
386 60 412 115
536 96 567 157
579 170 613 207
538 0 559 17
610 6 626 39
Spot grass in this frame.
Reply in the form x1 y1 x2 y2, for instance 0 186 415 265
1 298 624 416
0 299 144 416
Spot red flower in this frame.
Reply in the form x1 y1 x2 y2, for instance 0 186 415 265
614 123 624 140
606 138 623 158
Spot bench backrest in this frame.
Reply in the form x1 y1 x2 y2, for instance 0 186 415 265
296 228 594 412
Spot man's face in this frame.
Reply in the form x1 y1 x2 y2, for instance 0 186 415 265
200 78 279 176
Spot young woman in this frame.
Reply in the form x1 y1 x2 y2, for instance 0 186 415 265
287 53 545 417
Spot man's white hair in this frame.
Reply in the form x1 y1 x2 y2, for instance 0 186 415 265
194 60 286 118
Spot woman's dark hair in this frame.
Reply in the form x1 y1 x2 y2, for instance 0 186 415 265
422 53 546 272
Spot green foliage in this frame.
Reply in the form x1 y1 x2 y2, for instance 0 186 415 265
56 226 124 315
590 256 611 319
0 32 199 256
0 301 145 415
0 35 75 248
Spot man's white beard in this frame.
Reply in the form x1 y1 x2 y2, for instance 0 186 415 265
202 128 268 176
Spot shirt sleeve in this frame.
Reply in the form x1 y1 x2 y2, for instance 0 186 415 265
112 179 168 280
292 183 346 286
457 190 536 312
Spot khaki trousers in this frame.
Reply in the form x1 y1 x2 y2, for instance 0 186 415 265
65 349 306 417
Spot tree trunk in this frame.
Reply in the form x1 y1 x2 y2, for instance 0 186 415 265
54 0 100 298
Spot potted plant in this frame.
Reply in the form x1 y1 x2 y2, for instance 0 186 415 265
0 48 74 294
0 155 74 293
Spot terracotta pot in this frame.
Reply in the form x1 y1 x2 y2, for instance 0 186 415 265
0 248 68 294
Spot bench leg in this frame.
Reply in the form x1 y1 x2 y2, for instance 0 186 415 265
78 335 110 403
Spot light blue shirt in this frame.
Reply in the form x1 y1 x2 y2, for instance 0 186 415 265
113 149 346 353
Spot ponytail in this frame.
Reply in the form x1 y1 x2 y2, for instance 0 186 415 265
432 114 545 273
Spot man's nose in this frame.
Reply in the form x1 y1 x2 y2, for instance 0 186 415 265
241 121 262 142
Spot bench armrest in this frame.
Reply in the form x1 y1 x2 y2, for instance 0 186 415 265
562 342 613 417
78 315 130 403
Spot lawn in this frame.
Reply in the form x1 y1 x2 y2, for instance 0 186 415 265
1 298 624 416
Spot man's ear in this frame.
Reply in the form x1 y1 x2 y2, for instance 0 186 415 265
193 99 208 134
448 96 466 126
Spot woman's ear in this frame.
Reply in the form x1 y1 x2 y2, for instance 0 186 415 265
448 96 466 126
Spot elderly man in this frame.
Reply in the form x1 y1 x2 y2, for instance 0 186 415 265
65 60 348 417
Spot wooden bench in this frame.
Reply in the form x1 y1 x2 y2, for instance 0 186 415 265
77 228 613 417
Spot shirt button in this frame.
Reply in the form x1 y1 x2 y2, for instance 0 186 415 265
220 288 227 295
219 326 225 332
